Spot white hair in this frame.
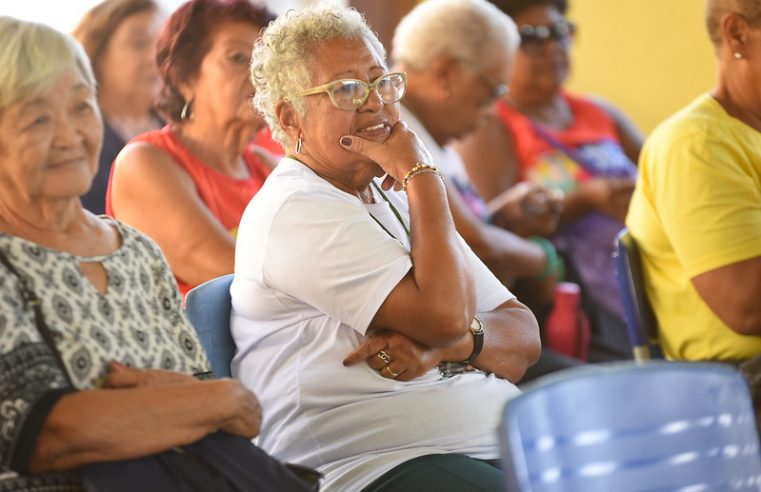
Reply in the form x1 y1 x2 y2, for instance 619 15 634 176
0 17 96 109
392 0 519 70
251 4 385 146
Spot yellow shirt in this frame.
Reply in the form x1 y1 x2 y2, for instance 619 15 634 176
627 93 761 360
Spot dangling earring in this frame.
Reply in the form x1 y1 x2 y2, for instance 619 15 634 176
734 52 744 60
295 135 303 154
180 99 193 120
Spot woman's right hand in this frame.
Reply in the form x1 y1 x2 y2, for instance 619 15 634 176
340 121 433 188
216 379 262 439
489 182 563 237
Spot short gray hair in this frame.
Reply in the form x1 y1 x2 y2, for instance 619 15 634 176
392 0 519 70
706 0 761 47
251 4 385 146
0 17 96 109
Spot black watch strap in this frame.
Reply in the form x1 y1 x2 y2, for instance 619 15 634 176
465 316 484 365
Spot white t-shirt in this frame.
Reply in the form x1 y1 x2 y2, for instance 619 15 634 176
231 157 518 491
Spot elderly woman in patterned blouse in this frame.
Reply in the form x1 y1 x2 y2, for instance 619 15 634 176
0 17 295 491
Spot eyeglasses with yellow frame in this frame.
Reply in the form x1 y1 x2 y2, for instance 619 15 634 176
289 72 407 111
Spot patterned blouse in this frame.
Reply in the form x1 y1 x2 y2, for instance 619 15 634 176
0 219 210 491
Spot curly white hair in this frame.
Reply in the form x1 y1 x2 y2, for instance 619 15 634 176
251 4 385 147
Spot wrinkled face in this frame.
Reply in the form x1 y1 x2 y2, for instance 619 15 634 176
98 9 161 103
509 5 572 98
188 21 265 132
296 37 401 181
0 66 102 202
442 45 512 142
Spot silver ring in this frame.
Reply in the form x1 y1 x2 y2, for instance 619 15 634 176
377 350 391 364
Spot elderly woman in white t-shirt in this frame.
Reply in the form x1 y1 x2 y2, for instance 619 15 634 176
231 2 541 491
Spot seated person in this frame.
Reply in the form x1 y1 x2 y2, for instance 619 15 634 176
390 0 574 373
107 0 275 295
231 2 541 491
626 0 761 361
73 0 164 215
455 0 644 360
0 17 306 491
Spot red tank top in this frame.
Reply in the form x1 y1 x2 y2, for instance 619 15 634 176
106 125 270 295
497 92 621 191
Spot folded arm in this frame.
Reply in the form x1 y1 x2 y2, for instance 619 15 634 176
28 376 259 473
345 299 540 383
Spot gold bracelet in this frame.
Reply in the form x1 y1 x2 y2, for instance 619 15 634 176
402 163 444 191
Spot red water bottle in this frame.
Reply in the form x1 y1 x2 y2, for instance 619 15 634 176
544 282 591 361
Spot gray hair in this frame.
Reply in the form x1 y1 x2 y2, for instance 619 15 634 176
251 4 385 146
392 0 519 71
0 17 96 109
706 0 761 48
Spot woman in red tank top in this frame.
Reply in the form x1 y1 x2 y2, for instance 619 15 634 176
107 0 276 295
456 0 644 361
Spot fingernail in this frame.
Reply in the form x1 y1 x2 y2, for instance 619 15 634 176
340 137 352 147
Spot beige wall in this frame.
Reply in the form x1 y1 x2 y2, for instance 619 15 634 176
565 0 716 134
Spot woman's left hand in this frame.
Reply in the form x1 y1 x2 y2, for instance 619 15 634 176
342 330 444 381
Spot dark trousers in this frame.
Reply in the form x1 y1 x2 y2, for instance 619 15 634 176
361 454 503 492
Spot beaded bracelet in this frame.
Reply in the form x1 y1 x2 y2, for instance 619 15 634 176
402 163 444 191
528 236 564 281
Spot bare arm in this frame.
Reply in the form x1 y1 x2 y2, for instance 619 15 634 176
29 376 259 473
110 143 236 287
463 299 541 382
445 179 547 281
692 256 761 335
344 299 540 383
341 123 476 347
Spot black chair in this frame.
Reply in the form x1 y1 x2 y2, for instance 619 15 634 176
613 229 664 361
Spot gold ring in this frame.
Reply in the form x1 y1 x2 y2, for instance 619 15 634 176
377 350 392 364
383 365 400 379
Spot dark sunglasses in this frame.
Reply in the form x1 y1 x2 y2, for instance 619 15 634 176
519 20 576 46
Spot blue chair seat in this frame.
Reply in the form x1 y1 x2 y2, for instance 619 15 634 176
185 274 235 378
500 362 761 491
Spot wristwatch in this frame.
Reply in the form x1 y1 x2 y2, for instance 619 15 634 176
464 315 484 365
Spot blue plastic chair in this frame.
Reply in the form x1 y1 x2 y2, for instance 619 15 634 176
499 362 761 492
185 274 235 378
613 229 664 361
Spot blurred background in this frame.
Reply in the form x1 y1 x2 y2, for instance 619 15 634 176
1 0 714 134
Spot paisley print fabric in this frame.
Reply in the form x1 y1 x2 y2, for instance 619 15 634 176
0 219 210 491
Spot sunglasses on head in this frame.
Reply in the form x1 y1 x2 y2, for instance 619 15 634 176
289 72 407 111
518 20 576 46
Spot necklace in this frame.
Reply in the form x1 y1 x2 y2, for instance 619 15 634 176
367 181 410 243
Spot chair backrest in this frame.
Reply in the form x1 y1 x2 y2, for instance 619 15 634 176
185 274 235 378
613 228 663 361
499 362 761 492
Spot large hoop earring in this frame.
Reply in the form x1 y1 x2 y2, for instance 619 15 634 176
180 99 193 120
296 136 303 154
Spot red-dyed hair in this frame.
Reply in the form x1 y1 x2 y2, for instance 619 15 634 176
155 0 275 122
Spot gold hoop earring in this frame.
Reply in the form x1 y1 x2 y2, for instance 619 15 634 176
180 99 193 120
296 136 303 154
